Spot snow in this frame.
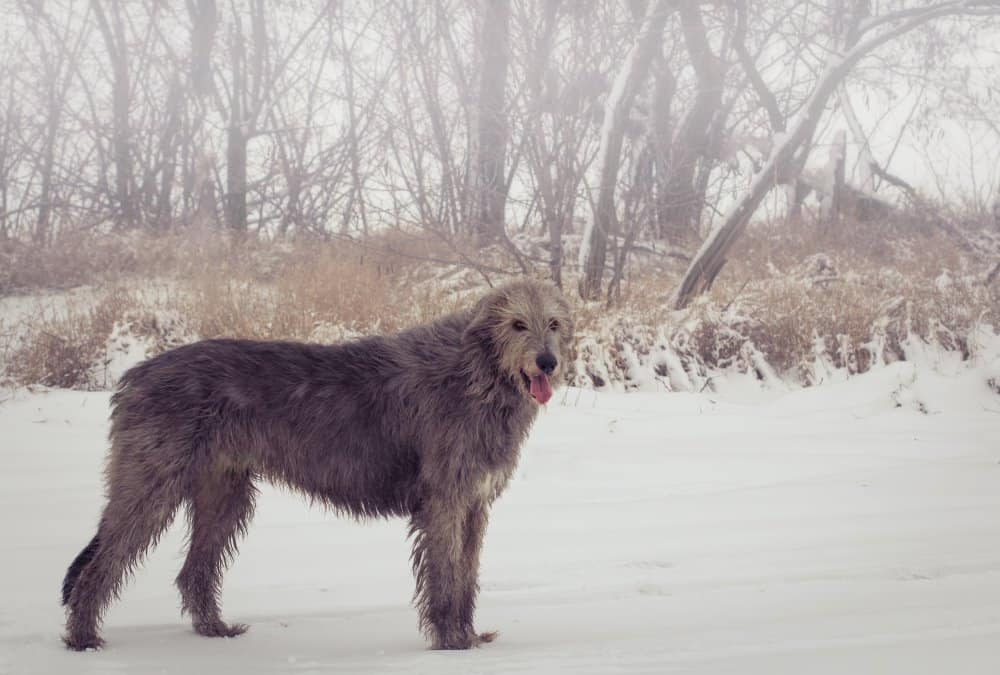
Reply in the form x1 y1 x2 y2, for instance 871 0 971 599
0 288 102 325
95 321 158 390
0 287 102 348
2 352 1000 674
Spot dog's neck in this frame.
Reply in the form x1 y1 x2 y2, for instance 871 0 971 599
458 331 534 416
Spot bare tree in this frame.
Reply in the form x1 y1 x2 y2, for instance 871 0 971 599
2 0 997 297
15 3 91 243
578 0 673 300
671 0 1000 310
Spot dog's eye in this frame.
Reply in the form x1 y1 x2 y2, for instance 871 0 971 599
549 320 559 331
512 320 528 332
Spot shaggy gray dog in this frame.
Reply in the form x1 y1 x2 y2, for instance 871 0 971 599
61 278 572 651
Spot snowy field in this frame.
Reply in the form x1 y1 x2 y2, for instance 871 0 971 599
2 354 999 674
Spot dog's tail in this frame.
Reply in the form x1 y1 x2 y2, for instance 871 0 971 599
61 534 100 605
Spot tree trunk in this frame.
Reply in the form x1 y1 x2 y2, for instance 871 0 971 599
658 4 724 247
35 79 61 245
650 59 676 240
473 0 511 243
993 186 1000 232
837 85 876 193
190 0 218 99
185 0 218 228
226 21 248 236
578 0 672 300
828 129 847 223
226 122 247 235
525 0 563 286
343 28 368 237
35 130 56 245
92 0 136 229
156 77 184 231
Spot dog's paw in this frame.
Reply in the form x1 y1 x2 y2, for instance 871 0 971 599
476 630 498 645
63 633 105 651
194 620 249 638
432 629 498 650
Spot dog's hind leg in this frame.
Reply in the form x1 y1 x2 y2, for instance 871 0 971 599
63 474 182 650
176 469 256 638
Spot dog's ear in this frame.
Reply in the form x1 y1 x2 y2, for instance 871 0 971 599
464 288 506 349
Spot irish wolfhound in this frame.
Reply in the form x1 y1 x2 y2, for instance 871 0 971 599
61 278 572 651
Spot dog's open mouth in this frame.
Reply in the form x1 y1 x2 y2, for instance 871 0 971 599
521 371 553 405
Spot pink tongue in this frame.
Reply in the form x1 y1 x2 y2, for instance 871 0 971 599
529 373 553 404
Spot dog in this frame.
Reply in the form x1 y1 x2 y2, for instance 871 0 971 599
61 278 572 651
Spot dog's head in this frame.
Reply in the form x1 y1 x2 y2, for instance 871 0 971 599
465 279 574 405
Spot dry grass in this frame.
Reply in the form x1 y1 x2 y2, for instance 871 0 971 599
1 230 474 389
565 214 999 388
168 246 456 342
0 229 225 293
6 289 137 389
0 226 508 296
691 217 990 354
2 215 997 390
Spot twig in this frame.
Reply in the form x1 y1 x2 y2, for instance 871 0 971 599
721 279 752 313
41 330 69 343
328 231 509 279
985 261 1000 286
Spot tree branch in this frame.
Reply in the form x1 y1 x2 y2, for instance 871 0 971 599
732 0 784 133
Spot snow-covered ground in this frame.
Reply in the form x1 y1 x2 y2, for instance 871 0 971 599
2 356 999 674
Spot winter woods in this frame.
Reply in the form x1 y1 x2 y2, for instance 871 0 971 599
2 1 999 303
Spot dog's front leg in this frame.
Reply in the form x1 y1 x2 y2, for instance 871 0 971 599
409 496 494 649
458 498 497 645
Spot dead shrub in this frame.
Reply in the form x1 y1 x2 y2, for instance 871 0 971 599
2 217 997 391
7 289 136 389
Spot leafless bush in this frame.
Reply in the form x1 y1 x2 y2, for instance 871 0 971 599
7 289 136 389
3 215 998 391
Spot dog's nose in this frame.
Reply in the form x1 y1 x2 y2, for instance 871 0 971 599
536 353 557 375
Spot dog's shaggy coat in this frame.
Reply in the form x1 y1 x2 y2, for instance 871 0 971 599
61 279 572 651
